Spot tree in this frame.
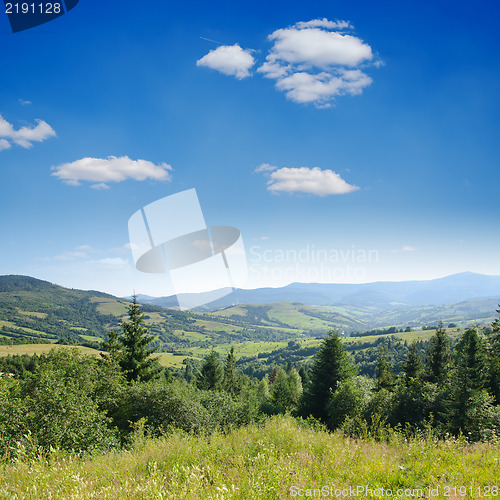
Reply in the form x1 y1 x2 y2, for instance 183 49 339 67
118 296 160 382
402 341 424 386
425 322 452 383
486 305 500 403
327 376 374 430
223 346 241 396
449 327 494 439
301 331 355 421
101 329 122 364
269 368 303 413
375 346 396 391
197 350 223 391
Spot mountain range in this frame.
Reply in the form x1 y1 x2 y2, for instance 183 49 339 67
135 272 500 311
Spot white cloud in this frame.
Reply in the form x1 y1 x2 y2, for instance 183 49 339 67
0 114 56 149
196 20 378 108
51 155 173 187
391 246 417 253
53 250 89 261
275 70 372 106
197 44 255 79
261 166 359 196
257 20 376 107
294 19 352 30
265 26 372 68
254 163 278 173
18 99 32 105
91 182 110 190
0 139 11 151
91 257 130 269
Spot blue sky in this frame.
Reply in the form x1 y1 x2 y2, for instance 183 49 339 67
1 0 499 296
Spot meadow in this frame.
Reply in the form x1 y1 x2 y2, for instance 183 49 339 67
1 415 498 499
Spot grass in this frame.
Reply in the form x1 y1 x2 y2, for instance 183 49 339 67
91 297 129 316
0 415 498 499
155 352 202 367
0 344 101 357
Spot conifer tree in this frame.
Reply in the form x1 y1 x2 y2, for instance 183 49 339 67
375 346 396 391
223 346 241 396
425 322 452 383
197 350 223 391
450 327 491 437
118 296 160 382
486 305 500 403
301 331 355 421
402 341 424 386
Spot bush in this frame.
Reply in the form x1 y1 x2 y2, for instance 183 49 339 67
117 380 261 438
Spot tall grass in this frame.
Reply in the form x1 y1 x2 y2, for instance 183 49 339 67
1 415 498 499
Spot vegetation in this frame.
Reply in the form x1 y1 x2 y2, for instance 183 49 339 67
2 277 500 497
1 415 499 499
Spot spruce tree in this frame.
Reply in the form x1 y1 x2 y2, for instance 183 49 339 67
450 327 491 437
301 331 355 421
425 322 452 383
486 305 500 403
402 341 424 386
197 350 224 391
119 296 160 382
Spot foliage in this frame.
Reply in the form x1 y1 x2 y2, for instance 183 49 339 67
425 322 452 383
301 331 356 421
118 296 161 382
196 349 223 391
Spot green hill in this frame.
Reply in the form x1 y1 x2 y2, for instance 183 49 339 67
0 275 497 373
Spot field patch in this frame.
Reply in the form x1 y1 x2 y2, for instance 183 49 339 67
0 344 101 357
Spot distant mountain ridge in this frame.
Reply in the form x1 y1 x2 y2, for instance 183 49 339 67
138 272 500 311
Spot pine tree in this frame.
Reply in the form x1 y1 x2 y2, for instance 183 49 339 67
197 350 224 391
425 322 452 383
301 331 355 421
119 296 160 382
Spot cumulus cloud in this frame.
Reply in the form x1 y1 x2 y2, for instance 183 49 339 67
259 165 359 196
264 25 372 68
258 20 376 107
196 20 378 108
51 155 173 188
254 163 278 173
197 44 255 79
0 114 56 149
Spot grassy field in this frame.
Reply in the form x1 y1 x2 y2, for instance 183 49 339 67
0 344 100 357
0 415 497 499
